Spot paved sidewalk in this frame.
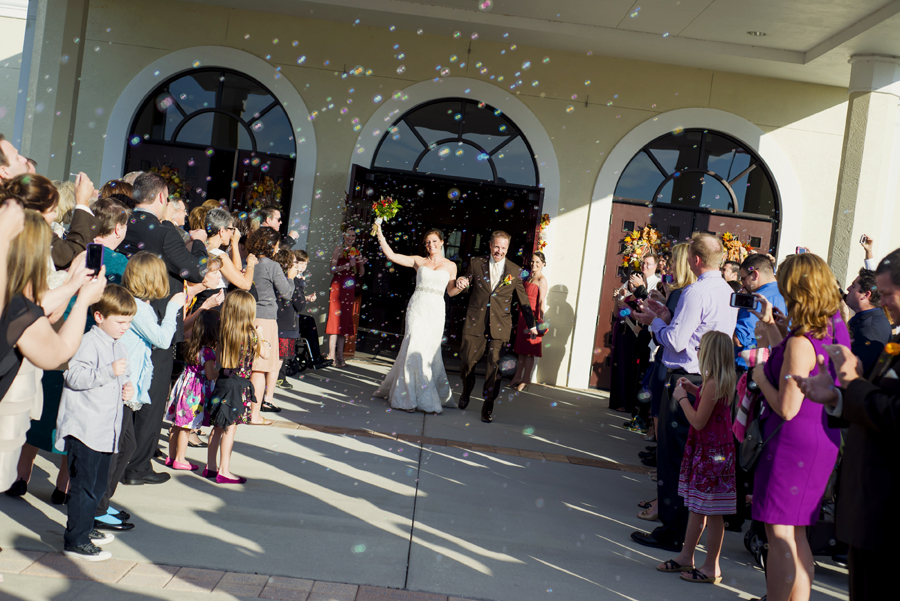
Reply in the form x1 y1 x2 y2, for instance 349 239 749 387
0 359 850 601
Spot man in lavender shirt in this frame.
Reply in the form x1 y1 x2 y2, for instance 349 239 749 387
630 233 738 553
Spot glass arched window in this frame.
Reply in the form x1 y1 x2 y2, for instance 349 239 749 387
371 98 539 187
130 69 295 157
614 129 779 221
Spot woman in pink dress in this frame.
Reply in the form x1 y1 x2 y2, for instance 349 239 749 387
509 252 549 392
326 224 367 367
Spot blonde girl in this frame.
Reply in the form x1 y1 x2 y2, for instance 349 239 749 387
657 330 737 585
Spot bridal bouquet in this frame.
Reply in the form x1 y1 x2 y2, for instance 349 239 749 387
370 196 402 235
721 232 752 263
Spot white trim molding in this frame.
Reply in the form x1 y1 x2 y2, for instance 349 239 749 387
100 46 317 248
568 108 803 390
349 77 560 263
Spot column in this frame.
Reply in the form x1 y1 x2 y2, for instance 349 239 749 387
17 0 88 179
828 54 900 285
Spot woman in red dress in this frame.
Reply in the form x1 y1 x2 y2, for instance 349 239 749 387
326 224 366 367
510 251 549 391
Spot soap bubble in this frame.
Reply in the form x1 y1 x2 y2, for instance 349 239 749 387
477 0 493 11
396 65 406 74
566 105 575 113
522 426 535 436
205 148 215 157
417 189 425 197
522 61 531 70
447 188 460 200
373 94 383 103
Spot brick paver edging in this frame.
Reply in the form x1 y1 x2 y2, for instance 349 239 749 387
0 550 480 600
270 421 652 475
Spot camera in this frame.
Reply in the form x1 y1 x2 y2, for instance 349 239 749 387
747 366 759 391
624 285 649 311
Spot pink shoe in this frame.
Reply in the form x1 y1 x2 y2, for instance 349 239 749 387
165 458 198 471
201 467 218 479
215 474 247 484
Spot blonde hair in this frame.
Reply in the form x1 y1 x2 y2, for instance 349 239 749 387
219 290 260 369
122 251 170 301
777 253 841 339
52 181 76 226
5 210 51 304
698 330 737 404
670 243 697 291
689 233 725 269
93 284 137 318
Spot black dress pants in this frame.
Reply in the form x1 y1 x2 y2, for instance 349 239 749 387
124 347 173 480
64 437 112 547
96 405 134 516
651 369 702 547
609 321 637 411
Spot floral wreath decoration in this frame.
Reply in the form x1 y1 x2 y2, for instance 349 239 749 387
149 165 187 200
246 176 283 212
621 225 672 271
721 232 753 263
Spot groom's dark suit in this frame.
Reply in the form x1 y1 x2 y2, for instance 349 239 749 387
831 335 900 600
458 256 535 419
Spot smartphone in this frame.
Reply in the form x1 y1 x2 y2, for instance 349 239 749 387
730 292 757 310
86 243 103 275
860 235 868 244
795 246 808 254
661 274 674 285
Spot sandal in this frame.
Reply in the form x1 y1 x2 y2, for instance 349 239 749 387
657 559 694 573
680 568 721 584
260 401 282 413
249 419 274 426
637 508 659 521
637 500 654 509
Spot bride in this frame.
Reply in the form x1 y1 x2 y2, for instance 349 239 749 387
372 224 456 414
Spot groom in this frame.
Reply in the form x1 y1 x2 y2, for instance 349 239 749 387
448 231 538 423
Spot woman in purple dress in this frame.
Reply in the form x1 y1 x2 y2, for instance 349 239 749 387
751 253 848 601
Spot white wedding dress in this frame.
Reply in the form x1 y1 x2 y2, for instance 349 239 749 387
374 266 452 413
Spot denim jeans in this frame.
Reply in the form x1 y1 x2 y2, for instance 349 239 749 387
64 436 112 547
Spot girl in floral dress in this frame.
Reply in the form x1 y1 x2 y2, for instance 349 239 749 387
166 310 220 471
657 330 737 585
205 290 263 484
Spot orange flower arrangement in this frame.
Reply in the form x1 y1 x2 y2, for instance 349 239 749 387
537 213 551 252
149 165 187 199
721 232 753 263
621 225 671 270
246 176 282 212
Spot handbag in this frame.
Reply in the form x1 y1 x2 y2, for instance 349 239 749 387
738 390 783 471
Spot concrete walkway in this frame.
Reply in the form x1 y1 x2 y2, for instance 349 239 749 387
0 359 850 601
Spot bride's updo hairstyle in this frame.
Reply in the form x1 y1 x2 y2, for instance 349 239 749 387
422 228 444 246
532 251 546 265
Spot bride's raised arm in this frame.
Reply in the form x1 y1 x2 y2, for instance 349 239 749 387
374 222 418 268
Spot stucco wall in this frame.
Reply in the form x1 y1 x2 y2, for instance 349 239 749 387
6 0 861 388
0 14 25 135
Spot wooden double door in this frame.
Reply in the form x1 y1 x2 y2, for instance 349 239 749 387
589 202 775 389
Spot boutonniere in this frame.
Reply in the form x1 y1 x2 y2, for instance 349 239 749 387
500 274 513 287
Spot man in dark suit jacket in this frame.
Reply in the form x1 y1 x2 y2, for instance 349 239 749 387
845 267 893 375
794 248 900 601
119 172 208 485
448 231 537 423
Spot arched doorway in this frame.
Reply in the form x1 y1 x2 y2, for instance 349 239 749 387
347 97 544 359
590 128 781 388
125 68 296 213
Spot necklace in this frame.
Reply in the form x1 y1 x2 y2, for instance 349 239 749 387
426 253 441 264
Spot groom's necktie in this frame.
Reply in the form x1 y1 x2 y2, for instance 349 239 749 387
489 259 502 289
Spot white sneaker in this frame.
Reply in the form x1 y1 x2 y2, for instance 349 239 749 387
89 529 115 545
